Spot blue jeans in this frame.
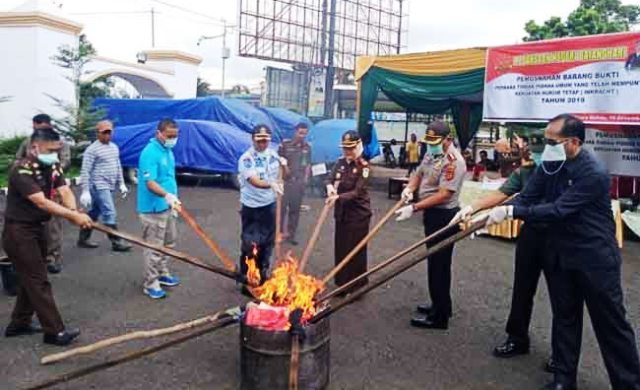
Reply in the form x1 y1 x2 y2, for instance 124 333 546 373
88 188 117 225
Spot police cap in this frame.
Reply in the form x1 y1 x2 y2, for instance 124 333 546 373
340 130 361 148
252 124 272 141
424 121 450 145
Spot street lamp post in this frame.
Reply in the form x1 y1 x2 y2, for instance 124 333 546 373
198 20 233 98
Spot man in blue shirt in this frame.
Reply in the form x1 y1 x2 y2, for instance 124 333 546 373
137 118 182 299
487 114 640 390
237 125 285 289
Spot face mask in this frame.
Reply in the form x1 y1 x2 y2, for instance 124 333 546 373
427 144 443 156
37 152 59 166
540 143 567 175
164 138 178 149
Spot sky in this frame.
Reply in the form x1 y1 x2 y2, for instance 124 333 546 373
4 0 636 91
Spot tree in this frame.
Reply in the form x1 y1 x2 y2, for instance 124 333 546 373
197 77 213 97
523 0 640 41
50 34 105 142
230 84 250 95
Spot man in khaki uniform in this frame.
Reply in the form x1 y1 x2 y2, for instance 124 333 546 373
394 121 466 330
15 114 71 274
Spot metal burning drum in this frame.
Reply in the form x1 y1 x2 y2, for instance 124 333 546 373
240 317 330 390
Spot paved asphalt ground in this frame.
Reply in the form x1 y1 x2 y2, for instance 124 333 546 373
1 184 640 390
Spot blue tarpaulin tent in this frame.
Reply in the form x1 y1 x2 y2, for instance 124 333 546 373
308 119 381 164
112 120 254 173
259 107 313 140
94 97 297 143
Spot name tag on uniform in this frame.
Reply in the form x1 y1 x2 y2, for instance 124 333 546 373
312 163 327 176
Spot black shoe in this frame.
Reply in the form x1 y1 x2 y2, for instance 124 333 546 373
77 229 99 248
47 263 62 274
43 328 80 346
544 357 557 373
5 322 43 337
416 303 452 318
493 338 530 358
410 314 448 329
542 382 576 390
240 285 254 298
111 241 132 252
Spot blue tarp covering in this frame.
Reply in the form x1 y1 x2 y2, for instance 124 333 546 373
94 97 295 142
112 120 253 173
259 107 313 140
308 119 381 164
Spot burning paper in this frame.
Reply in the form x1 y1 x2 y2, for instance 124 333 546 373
244 302 290 331
245 252 324 324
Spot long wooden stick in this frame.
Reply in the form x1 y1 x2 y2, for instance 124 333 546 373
178 208 236 271
41 308 237 365
275 168 284 261
24 317 238 390
311 217 489 324
288 335 300 390
317 194 518 302
299 202 333 273
92 223 240 282
321 199 405 284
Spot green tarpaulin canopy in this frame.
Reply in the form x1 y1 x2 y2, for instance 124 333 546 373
356 48 487 149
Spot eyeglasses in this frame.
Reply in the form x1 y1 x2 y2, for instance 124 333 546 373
99 130 112 135
544 138 569 146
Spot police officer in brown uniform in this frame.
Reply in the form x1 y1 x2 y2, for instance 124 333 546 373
278 123 311 246
326 130 371 292
395 121 466 329
3 128 92 346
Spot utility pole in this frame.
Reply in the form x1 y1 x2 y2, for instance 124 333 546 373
323 0 337 119
151 8 156 48
397 0 403 54
221 19 230 99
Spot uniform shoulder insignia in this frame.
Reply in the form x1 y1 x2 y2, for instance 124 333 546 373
444 163 456 181
446 152 457 162
359 158 369 167
242 157 253 169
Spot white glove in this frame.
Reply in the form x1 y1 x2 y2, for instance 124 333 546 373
164 193 182 211
395 205 414 222
279 157 288 167
401 186 414 203
326 184 337 197
119 183 129 198
80 191 92 209
485 205 513 227
449 205 474 226
270 180 284 196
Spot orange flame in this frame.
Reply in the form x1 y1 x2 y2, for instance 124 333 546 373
244 243 261 286
250 253 324 322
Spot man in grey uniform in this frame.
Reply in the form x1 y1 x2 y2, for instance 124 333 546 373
395 121 467 329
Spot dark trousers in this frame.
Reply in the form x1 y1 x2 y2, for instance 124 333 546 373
239 204 276 282
547 260 640 388
281 180 305 239
3 221 64 335
334 218 370 289
407 162 419 176
423 207 460 320
505 225 550 343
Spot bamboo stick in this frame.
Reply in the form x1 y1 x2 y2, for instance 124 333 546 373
288 335 300 390
24 317 238 390
275 167 284 260
178 208 236 271
92 223 241 282
41 308 238 365
298 202 333 273
321 199 405 284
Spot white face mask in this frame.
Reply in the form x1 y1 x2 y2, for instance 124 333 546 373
540 143 567 175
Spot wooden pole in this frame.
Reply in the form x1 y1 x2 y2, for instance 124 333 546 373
178 208 236 271
24 316 238 390
321 199 405 284
275 167 284 261
298 201 333 273
92 223 241 282
288 335 301 390
41 308 238 365
317 194 518 302
311 217 488 324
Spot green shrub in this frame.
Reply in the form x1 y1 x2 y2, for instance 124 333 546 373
0 136 26 156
